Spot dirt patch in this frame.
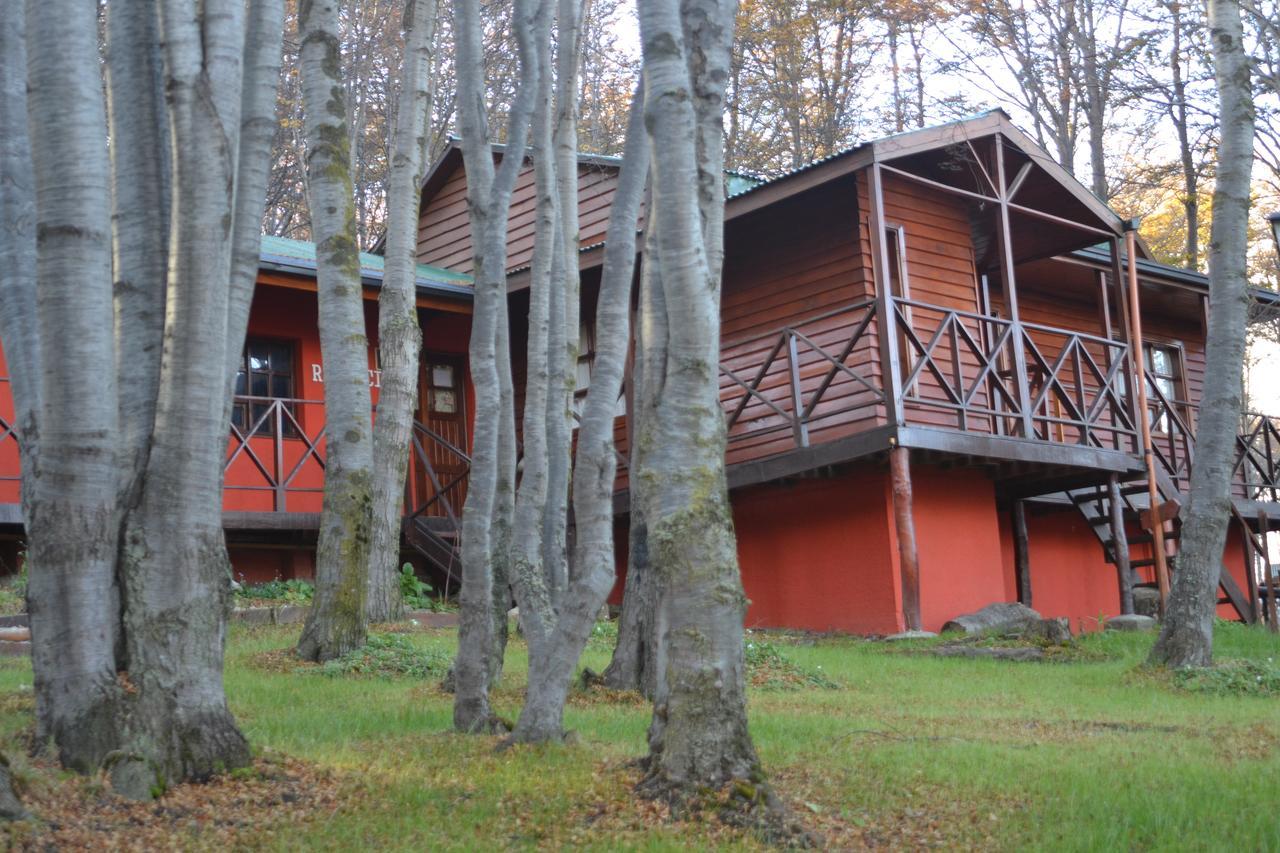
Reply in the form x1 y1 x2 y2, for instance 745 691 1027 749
1 752 344 851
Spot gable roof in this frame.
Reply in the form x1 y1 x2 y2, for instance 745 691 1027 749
259 235 472 298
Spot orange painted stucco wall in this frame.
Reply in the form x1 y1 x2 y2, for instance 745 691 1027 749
733 467 902 634
909 466 1011 632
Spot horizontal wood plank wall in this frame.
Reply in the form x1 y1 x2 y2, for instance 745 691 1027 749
861 171 989 434
719 176 880 466
416 159 627 275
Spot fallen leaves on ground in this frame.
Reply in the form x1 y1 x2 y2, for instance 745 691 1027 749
1 752 345 851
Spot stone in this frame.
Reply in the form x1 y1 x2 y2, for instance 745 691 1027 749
941 602 1042 636
232 607 273 626
883 630 938 641
1105 614 1157 632
1021 617 1073 644
1132 587 1160 618
273 605 308 625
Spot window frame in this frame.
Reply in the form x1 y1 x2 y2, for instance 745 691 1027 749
232 337 300 438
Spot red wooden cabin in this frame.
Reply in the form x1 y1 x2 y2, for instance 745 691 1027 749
1 110 1277 633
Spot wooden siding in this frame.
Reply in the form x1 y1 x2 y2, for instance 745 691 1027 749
417 156 631 275
719 176 879 466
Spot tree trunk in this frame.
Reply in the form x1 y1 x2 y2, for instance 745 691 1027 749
1149 0 1254 669
22 0 124 775
603 196 664 700
1169 2 1199 270
635 0 760 793
512 83 646 743
367 0 437 624
296 0 376 663
451 0 540 732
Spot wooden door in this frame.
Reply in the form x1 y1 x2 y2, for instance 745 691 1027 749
410 353 468 518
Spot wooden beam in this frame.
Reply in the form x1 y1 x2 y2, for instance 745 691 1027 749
1109 474 1134 615
890 445 923 631
1125 225 1171 612
1012 500 1032 608
994 137 1035 438
1264 511 1280 633
868 164 905 427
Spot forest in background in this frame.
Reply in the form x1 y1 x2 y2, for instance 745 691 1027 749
261 0 1280 283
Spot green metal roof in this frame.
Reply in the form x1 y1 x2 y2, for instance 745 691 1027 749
259 235 471 295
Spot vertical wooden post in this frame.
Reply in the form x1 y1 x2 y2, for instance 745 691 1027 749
1256 510 1271 627
1265 513 1280 633
868 163 905 429
1125 224 1171 613
1243 522 1260 625
889 444 922 631
786 332 809 448
274 400 286 512
1012 500 1031 608
993 137 1034 439
1108 474 1134 615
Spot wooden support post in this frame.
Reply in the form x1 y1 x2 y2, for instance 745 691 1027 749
1244 522 1260 625
993 137 1035 439
1012 500 1031 609
889 444 922 631
1266 513 1280 633
1109 474 1134 615
868 163 905 429
1255 511 1272 627
1125 225 1171 614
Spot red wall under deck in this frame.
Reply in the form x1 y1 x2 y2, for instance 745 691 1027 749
910 466 1011 632
998 505 1253 630
734 470 901 634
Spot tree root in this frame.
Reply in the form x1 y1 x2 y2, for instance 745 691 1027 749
635 764 819 848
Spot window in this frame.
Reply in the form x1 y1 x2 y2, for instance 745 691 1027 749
1144 342 1185 432
572 321 626 422
233 339 297 435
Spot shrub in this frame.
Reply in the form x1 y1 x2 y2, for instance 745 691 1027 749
399 564 433 610
1171 659 1280 697
744 635 838 690
319 633 451 679
235 578 315 604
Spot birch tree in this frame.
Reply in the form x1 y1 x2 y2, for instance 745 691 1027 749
367 0 439 623
509 83 647 742
295 0 377 662
1 0 284 799
451 0 540 733
1149 0 1254 668
633 0 763 794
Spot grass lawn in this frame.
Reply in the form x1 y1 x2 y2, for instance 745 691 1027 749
0 621 1278 850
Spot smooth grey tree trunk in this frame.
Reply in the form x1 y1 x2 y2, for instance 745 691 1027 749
511 83 647 742
367 0 438 624
635 0 760 793
451 0 539 732
297 0 377 662
603 186 663 700
21 0 124 776
1149 0 1254 669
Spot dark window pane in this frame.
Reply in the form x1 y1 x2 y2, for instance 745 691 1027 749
251 402 270 429
269 344 291 370
231 406 245 432
251 373 269 396
234 371 246 396
249 352 268 371
272 374 293 398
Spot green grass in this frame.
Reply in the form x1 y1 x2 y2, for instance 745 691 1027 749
0 623 1277 850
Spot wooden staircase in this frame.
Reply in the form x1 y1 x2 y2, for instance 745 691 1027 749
404 515 462 594
1064 470 1254 621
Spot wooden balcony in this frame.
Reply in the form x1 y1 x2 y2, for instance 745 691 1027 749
715 295 1280 505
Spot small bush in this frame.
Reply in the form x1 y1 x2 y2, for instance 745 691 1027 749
319 633 451 679
399 564 433 610
1171 659 1280 697
235 578 315 604
744 636 838 690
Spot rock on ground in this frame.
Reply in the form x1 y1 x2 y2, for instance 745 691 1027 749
1132 587 1160 618
1105 614 1157 632
883 630 938 641
941 602 1042 636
